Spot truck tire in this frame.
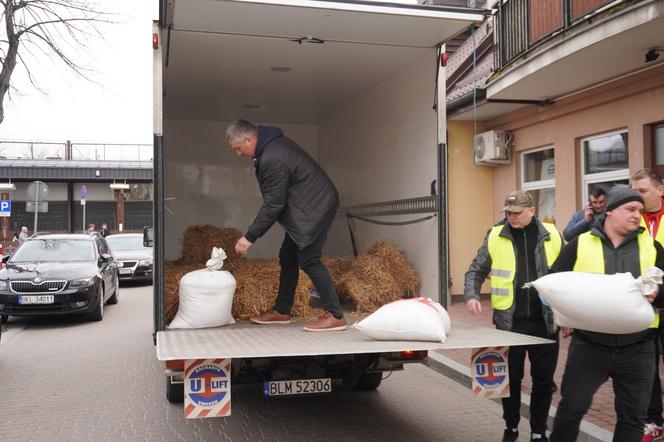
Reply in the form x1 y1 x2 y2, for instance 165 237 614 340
166 377 184 403
352 372 382 391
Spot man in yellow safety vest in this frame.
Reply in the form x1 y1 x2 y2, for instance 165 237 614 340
549 186 664 442
464 190 562 442
631 169 664 442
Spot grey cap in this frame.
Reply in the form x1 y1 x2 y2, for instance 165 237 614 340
604 185 644 214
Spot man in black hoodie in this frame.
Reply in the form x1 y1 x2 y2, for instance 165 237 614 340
226 119 346 332
549 186 664 442
465 190 562 442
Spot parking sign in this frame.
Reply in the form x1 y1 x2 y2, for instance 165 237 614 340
0 200 10 217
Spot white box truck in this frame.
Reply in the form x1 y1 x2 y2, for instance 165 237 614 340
151 0 546 414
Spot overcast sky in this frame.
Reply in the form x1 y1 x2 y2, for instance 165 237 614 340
0 1 158 145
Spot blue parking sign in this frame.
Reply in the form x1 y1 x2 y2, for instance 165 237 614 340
0 200 11 217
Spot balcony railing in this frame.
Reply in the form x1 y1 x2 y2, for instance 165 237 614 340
0 141 153 162
494 0 630 70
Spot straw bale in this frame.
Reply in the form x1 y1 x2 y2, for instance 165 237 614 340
232 259 323 320
181 225 244 270
337 241 420 313
164 259 324 324
320 257 354 301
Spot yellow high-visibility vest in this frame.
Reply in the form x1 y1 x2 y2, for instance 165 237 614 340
640 217 664 247
574 230 659 328
487 223 562 311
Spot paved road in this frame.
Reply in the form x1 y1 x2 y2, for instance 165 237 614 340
0 284 535 442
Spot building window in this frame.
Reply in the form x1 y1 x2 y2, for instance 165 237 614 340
522 147 555 223
581 131 629 201
127 183 153 201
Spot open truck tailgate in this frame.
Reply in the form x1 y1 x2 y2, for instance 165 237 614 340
156 321 551 360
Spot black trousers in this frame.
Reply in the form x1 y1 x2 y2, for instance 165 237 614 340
273 227 343 319
551 336 655 442
502 322 559 435
647 322 664 426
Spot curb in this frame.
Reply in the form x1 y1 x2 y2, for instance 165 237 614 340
425 351 613 442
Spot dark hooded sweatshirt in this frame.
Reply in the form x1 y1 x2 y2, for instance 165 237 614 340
510 218 545 328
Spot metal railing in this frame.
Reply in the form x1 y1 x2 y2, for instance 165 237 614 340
494 0 633 70
0 140 152 162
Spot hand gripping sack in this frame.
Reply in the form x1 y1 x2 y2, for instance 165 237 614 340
169 247 237 329
354 297 452 342
525 267 663 334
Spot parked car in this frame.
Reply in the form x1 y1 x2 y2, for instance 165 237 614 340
106 233 153 284
0 234 119 322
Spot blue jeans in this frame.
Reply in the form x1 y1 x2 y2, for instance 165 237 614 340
551 336 655 442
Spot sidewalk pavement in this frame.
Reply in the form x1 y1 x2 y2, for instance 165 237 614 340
436 298 664 440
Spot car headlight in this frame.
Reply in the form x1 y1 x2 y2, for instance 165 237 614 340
139 259 153 267
70 277 95 288
0 280 8 290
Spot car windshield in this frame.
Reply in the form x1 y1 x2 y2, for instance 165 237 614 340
106 236 149 251
9 239 96 263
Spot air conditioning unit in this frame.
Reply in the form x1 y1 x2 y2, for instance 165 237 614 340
474 130 512 166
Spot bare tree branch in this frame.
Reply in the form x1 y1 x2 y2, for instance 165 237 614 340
0 0 112 124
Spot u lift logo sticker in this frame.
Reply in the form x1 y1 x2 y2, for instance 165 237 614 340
184 359 232 418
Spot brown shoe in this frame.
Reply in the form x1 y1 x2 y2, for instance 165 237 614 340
303 312 347 332
250 309 292 325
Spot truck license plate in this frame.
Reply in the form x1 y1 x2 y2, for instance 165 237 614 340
264 378 331 396
19 295 54 304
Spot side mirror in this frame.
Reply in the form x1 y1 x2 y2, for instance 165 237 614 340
143 226 154 247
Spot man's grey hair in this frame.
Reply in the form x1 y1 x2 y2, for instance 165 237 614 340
226 119 258 143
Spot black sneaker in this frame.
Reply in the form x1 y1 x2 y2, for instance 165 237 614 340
502 428 519 442
531 435 548 442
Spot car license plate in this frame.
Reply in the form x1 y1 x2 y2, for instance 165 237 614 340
18 295 54 305
264 378 331 396
119 268 133 275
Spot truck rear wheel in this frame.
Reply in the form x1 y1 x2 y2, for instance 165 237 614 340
166 377 184 403
351 372 383 391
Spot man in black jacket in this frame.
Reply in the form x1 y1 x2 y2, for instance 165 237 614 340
465 190 562 442
549 186 664 442
226 119 346 332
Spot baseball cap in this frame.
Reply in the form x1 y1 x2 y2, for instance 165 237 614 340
503 190 534 213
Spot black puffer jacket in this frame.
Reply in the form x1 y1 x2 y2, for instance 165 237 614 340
245 126 339 249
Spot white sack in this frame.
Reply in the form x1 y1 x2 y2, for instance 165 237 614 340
526 267 663 334
354 297 452 342
169 247 237 329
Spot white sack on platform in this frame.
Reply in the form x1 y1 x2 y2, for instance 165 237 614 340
169 247 236 329
354 297 451 342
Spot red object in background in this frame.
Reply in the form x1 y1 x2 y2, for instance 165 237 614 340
440 52 448 67
0 243 4 269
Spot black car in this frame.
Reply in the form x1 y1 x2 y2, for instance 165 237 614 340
106 233 153 283
0 234 120 322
